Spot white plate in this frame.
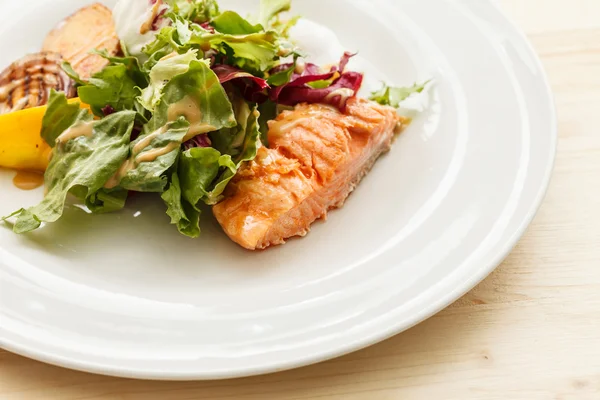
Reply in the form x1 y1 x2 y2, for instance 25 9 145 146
0 0 556 380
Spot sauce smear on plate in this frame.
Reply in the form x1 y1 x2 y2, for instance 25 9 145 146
13 170 44 190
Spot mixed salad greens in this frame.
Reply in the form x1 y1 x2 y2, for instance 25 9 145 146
4 0 425 237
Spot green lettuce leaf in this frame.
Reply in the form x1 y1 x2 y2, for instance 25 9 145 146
77 65 141 116
211 11 263 35
142 37 179 72
116 58 236 192
212 31 279 72
175 15 194 45
307 77 337 89
63 52 149 119
141 14 198 71
257 100 277 145
139 50 199 112
186 102 260 206
61 62 87 85
274 15 300 37
179 147 237 206
369 81 430 108
146 15 279 73
41 91 92 147
86 188 129 214
211 99 259 160
7 110 136 233
260 0 291 27
93 50 149 88
234 106 261 165
259 0 299 38
118 119 190 193
266 58 296 86
152 58 236 129
161 171 201 238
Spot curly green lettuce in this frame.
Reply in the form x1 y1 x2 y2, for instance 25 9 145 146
143 11 283 74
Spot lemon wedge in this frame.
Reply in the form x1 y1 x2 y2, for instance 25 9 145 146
0 98 88 171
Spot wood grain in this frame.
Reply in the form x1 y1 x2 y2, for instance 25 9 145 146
2 0 599 398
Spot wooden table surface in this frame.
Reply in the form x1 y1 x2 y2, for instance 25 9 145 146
1 0 599 398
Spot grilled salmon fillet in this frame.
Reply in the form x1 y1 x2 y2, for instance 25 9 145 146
42 3 120 80
213 98 405 250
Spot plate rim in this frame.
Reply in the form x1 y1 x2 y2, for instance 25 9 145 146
0 0 557 380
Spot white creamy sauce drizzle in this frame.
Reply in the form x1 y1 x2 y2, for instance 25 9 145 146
132 128 166 155
167 95 216 142
268 118 308 138
104 158 135 189
56 121 95 147
268 105 339 138
104 125 169 189
324 88 356 103
136 142 180 163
